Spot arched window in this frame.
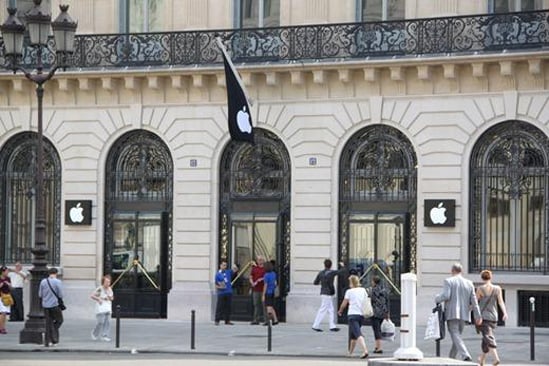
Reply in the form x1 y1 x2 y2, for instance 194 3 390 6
0 132 61 265
470 121 549 273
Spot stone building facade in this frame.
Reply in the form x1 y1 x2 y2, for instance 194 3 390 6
1 0 548 326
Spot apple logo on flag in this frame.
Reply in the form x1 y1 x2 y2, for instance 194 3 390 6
69 203 84 223
430 202 447 224
236 106 252 134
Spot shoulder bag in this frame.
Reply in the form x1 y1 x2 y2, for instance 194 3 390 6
475 287 496 334
362 288 374 318
47 278 66 311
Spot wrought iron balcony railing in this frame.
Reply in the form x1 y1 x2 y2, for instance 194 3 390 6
1 10 548 70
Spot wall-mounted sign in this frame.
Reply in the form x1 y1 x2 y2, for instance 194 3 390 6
424 199 455 227
65 200 92 225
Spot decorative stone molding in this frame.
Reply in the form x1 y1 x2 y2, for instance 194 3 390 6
57 79 70 91
78 78 90 90
290 71 304 85
338 69 350 83
171 75 185 89
499 61 514 76
390 66 403 81
147 76 160 89
265 71 278 86
472 63 485 78
528 59 542 74
192 74 203 88
417 65 430 80
443 64 456 79
11 79 23 92
124 76 137 90
101 77 114 90
312 70 325 84
363 68 378 82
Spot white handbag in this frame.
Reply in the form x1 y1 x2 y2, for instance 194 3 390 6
424 310 441 340
381 318 395 342
362 290 374 318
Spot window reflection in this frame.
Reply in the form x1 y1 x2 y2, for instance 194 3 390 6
240 0 280 28
361 0 405 22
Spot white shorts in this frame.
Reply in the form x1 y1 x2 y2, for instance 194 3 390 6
0 301 10 314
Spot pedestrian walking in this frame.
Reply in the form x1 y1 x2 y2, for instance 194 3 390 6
435 263 482 362
262 261 279 325
214 260 238 325
38 267 64 347
90 275 114 342
476 270 508 366
368 275 390 353
0 266 12 334
249 255 266 325
8 262 27 321
311 259 343 332
337 275 369 359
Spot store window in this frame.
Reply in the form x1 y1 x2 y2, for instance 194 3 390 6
237 0 280 28
489 0 544 12
359 0 405 22
0 132 61 265
470 121 549 274
120 0 164 33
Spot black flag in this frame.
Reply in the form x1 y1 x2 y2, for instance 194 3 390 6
216 38 254 144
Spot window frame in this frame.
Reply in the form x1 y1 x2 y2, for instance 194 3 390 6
357 0 406 22
235 0 280 28
488 0 544 13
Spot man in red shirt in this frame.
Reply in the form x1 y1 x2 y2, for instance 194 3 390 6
249 256 266 325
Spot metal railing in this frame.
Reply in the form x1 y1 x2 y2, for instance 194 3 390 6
1 10 548 70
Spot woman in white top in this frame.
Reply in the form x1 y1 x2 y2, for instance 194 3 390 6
337 275 369 359
90 275 114 341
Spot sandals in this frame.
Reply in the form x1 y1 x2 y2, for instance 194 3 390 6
360 352 369 359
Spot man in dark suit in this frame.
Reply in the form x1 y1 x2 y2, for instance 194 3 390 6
435 263 482 362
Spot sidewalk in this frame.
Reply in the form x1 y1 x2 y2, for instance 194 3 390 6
1 318 548 364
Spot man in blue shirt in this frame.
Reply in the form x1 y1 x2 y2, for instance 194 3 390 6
214 260 238 325
38 267 64 347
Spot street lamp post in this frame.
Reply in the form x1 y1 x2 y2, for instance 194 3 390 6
0 0 77 344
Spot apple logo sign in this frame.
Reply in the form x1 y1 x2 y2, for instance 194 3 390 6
236 106 252 134
69 202 84 223
430 202 447 225
65 200 92 225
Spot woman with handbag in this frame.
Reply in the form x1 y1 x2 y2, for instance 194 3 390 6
476 270 508 366
369 275 390 354
337 275 370 359
90 275 114 341
0 266 12 334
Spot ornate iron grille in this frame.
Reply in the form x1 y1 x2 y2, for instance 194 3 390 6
339 125 417 271
0 132 62 265
340 126 417 203
219 128 291 295
104 130 173 279
220 129 291 202
106 132 173 202
0 10 547 69
470 121 549 274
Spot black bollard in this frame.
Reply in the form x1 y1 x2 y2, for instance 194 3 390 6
267 319 272 352
530 297 535 361
191 310 196 350
116 304 121 348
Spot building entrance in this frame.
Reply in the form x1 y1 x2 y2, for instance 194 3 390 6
109 211 169 318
